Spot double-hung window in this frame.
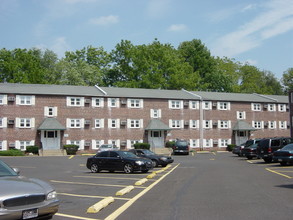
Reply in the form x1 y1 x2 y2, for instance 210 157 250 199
17 95 35 105
67 97 83 107
69 119 82 128
129 119 142 128
129 99 143 108
219 120 230 129
169 100 182 109
108 98 119 107
95 119 104 128
278 104 286 112
170 120 182 128
252 103 261 111
92 98 104 107
253 121 263 129
151 109 161 118
237 111 246 120
218 102 230 110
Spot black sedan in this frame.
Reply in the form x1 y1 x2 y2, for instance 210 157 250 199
0 160 59 220
242 143 258 160
129 149 174 167
273 144 293 166
86 150 153 173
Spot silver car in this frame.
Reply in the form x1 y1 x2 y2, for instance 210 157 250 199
0 160 59 220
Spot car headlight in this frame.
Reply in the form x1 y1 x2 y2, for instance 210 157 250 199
160 157 167 161
47 190 57 200
135 161 145 165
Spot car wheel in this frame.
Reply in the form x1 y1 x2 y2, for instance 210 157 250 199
142 170 149 173
109 170 115 173
263 158 272 163
124 163 133 174
152 160 158 167
247 156 253 160
90 163 99 173
280 162 287 166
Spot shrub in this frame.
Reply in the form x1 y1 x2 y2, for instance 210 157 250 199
0 149 25 156
63 145 79 155
25 146 39 154
133 143 150 149
226 144 236 152
165 141 175 148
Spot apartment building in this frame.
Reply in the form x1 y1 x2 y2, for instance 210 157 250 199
0 83 290 152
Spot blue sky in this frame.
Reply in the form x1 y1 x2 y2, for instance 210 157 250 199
0 0 292 79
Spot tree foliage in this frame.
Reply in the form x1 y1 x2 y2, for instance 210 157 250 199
0 39 290 95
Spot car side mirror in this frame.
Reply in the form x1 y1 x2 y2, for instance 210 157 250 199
13 168 20 175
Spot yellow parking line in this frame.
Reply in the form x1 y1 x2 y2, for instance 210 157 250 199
266 168 292 179
50 180 146 188
58 192 131 201
104 163 180 220
73 175 144 181
69 155 75 159
55 213 99 220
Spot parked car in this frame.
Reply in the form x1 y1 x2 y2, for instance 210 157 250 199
232 143 245 156
129 149 174 167
86 150 153 173
256 137 293 163
97 144 119 152
273 144 293 166
242 143 258 160
0 160 59 220
173 140 189 155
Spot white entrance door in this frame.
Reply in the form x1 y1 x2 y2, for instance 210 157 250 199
41 130 61 150
148 131 164 148
235 131 249 146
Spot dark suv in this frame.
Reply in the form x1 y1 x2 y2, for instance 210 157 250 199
256 137 293 163
173 140 189 155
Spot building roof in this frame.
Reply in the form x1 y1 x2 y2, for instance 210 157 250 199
145 119 171 130
0 83 105 96
38 118 66 130
191 91 288 103
232 120 256 131
0 83 288 103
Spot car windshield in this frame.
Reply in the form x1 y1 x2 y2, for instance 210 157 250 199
119 151 138 158
141 150 155 155
281 144 293 151
0 160 18 177
176 141 188 146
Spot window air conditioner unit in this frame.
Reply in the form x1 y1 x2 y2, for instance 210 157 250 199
184 102 189 107
213 122 218 126
121 141 127 146
263 104 268 109
121 100 127 105
213 140 218 144
84 120 91 125
184 121 189 125
85 141 91 146
264 122 268 127
212 102 217 107
9 142 15 147
8 96 15 102
85 99 91 104
8 120 15 125
120 120 127 125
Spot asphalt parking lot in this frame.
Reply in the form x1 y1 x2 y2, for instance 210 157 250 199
1 152 293 220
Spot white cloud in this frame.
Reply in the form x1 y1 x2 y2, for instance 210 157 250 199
146 0 171 18
211 0 293 57
89 15 119 26
167 24 187 32
50 37 71 57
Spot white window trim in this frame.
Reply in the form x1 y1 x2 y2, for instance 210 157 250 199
267 104 276 112
94 119 104 128
203 120 212 129
190 139 199 148
169 119 184 128
217 102 230 110
218 120 231 129
237 111 246 120
279 121 287 129
92 98 104 107
91 140 105 149
268 121 277 129
128 99 143 108
168 100 183 109
108 119 120 128
66 97 84 107
0 117 7 128
278 104 286 112
0 140 8 151
150 109 162 118
219 139 231 148
66 118 84 128
190 101 199 109
16 95 35 105
190 120 199 129
252 120 263 129
202 101 212 110
0 95 7 105
127 119 143 128
203 139 212 148
16 118 35 128
108 98 119 108
251 103 261 111
44 106 58 117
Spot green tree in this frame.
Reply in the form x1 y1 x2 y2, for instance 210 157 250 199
281 68 293 94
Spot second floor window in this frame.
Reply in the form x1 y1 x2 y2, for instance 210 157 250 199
252 103 261 111
151 109 161 118
169 100 182 109
237 111 246 120
253 121 262 129
218 102 230 110
129 119 142 128
17 95 34 105
70 119 81 128
67 97 83 106
129 99 143 108
278 104 286 112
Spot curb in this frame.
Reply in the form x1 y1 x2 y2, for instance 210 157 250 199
87 196 114 213
135 178 148 186
147 172 157 179
116 185 134 196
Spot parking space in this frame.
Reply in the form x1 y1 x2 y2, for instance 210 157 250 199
0 156 178 220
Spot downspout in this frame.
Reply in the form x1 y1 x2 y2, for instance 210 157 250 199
182 89 204 150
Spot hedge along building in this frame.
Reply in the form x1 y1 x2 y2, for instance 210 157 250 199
0 83 290 153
